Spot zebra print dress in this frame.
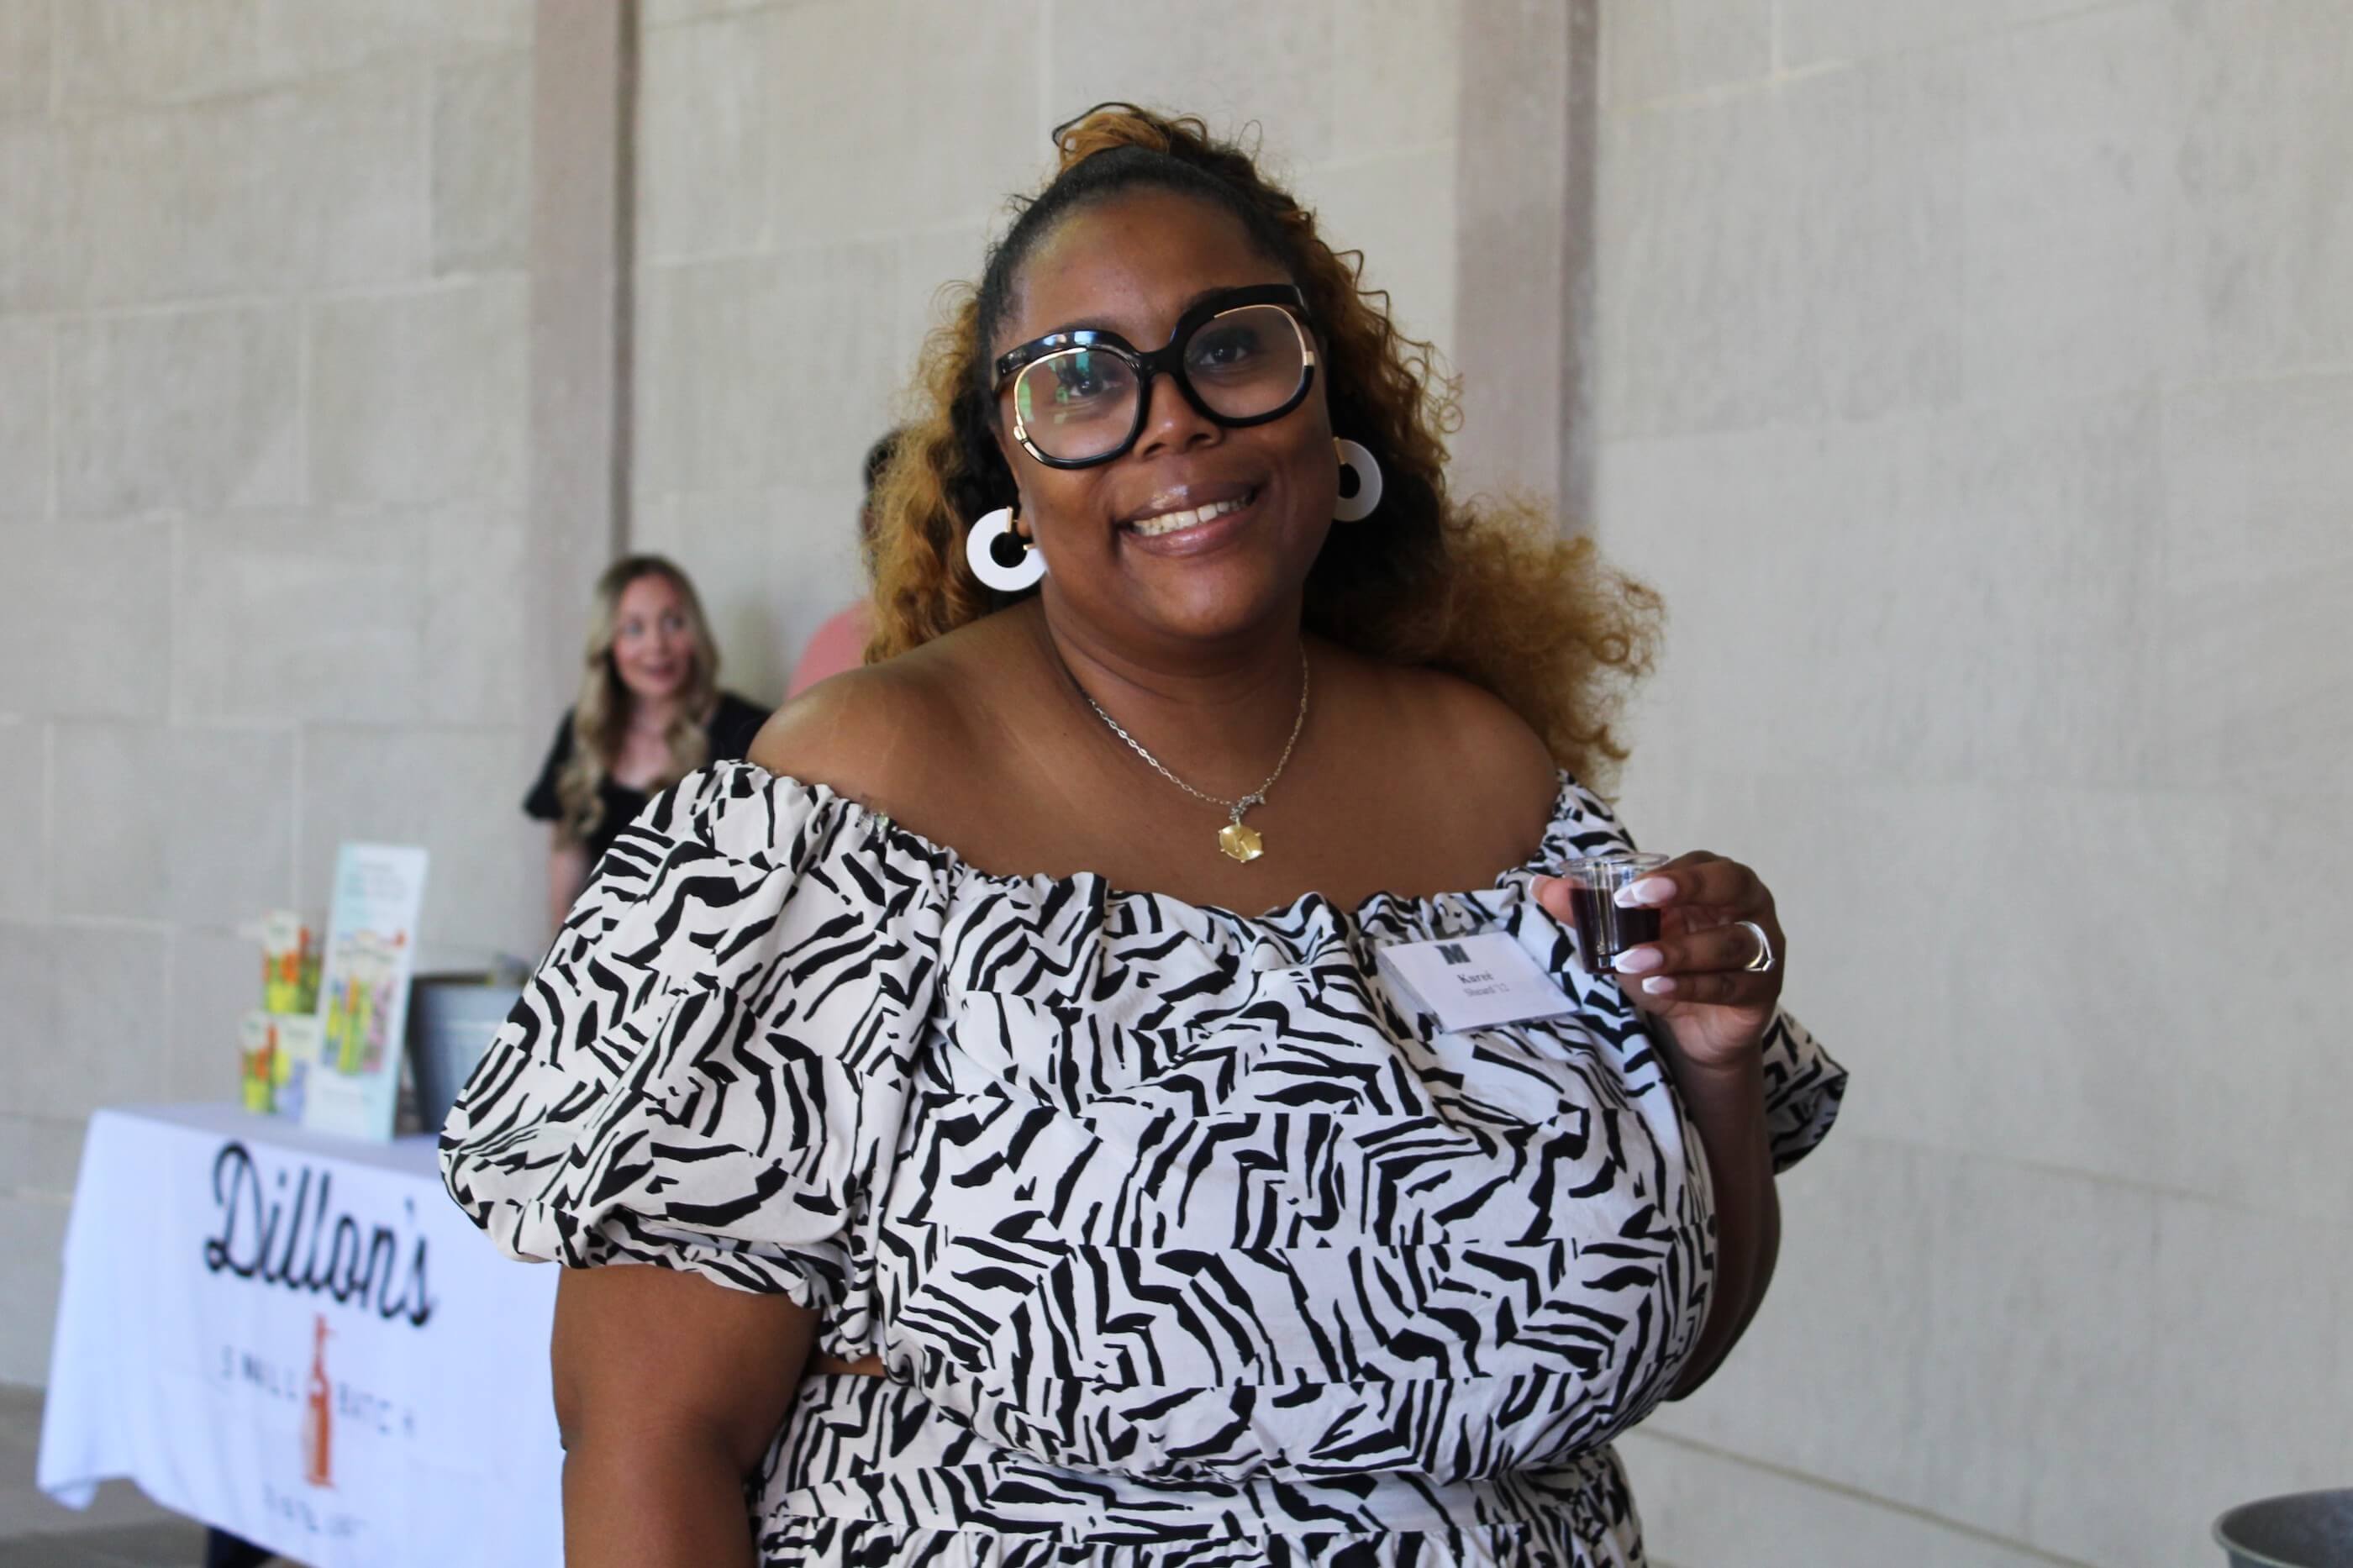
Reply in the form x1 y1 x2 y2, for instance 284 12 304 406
442 763 1845 1567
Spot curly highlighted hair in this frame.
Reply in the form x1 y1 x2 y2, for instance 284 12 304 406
865 104 1660 787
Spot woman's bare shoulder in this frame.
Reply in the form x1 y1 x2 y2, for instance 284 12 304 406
748 613 1035 823
746 648 972 823
1341 655 1565 848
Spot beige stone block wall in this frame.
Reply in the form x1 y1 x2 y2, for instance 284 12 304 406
1595 2 2353 1563
2 523 174 719
309 281 528 508
0 1 538 1384
57 306 304 516
630 0 1464 693
0 322 48 518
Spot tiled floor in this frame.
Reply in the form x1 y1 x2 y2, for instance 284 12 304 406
0 1385 213 1566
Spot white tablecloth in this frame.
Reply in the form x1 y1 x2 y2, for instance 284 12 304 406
37 1103 563 1568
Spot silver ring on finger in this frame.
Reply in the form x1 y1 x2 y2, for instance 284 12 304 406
1735 919 1777 974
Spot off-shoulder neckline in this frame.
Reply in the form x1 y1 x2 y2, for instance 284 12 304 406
692 760 1591 929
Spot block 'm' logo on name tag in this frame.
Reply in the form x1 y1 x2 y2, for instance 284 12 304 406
1378 932 1577 1033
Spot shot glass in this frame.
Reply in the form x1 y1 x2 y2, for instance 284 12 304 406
1558 852 1668 976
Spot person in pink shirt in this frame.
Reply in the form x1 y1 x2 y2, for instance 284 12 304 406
786 431 902 697
786 603 868 698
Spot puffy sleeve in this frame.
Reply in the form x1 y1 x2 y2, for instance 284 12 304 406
442 763 950 1339
1530 772 1848 1174
1756 1008 1844 1172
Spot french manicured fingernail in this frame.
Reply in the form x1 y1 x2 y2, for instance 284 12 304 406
1615 876 1675 908
1613 945 1662 974
1642 976 1678 997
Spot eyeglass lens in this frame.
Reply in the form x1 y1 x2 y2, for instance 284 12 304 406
1011 303 1307 464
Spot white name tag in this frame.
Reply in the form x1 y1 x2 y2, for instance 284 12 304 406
1377 931 1577 1033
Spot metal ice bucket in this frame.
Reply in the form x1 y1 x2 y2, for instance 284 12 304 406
2215 1489 2353 1568
406 974 522 1136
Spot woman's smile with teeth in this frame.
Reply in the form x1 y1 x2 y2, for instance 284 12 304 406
1127 492 1253 537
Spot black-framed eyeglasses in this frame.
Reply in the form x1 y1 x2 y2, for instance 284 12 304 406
991 283 1319 468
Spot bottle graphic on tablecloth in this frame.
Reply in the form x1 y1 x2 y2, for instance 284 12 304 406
303 1313 334 1487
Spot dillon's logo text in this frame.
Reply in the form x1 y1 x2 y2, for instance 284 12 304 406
202 1142 436 1327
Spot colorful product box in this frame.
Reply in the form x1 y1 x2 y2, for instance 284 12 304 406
261 910 320 1015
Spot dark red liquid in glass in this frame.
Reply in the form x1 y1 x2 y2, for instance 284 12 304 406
1567 886 1660 973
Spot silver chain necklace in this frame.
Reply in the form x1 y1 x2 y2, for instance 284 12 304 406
1075 649 1310 864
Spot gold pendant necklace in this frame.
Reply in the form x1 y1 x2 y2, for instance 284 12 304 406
1075 650 1310 864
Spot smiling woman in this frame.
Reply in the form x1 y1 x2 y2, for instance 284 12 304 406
445 106 1847 1568
521 555 770 932
869 112 1660 792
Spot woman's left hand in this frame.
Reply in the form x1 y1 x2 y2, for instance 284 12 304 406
1534 851 1784 1074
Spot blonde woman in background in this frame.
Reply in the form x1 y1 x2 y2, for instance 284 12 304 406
524 555 770 931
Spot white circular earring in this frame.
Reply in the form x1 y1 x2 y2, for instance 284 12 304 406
966 506 1047 592
1333 439 1383 522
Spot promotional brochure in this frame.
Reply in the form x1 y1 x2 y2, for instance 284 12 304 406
303 846 429 1142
